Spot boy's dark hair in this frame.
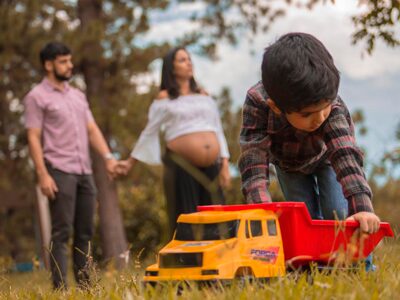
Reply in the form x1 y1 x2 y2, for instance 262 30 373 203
160 46 199 100
39 42 71 66
261 32 340 113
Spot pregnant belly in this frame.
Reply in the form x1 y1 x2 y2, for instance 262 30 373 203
167 132 220 167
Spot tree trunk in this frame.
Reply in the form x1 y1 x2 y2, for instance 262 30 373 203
92 152 128 269
77 0 128 269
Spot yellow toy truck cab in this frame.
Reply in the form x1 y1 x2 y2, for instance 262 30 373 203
144 209 286 284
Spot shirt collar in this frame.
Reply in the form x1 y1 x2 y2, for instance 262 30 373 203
42 77 70 93
267 108 290 134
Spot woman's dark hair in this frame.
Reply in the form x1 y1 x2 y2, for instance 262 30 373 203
39 42 71 66
160 47 199 99
261 32 340 113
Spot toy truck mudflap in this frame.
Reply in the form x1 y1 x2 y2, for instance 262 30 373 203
199 202 394 267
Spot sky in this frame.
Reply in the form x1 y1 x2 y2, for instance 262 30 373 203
141 1 400 167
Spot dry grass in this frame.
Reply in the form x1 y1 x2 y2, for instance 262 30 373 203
0 234 399 300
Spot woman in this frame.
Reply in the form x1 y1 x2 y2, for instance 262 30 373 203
119 47 231 234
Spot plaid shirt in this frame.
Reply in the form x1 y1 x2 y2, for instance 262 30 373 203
239 81 373 215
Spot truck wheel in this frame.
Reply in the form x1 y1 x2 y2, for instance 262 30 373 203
234 267 254 287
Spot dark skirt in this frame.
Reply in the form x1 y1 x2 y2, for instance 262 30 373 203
162 149 225 235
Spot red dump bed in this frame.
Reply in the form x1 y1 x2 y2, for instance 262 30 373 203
198 202 394 266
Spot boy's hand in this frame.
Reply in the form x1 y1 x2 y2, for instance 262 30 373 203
346 212 380 234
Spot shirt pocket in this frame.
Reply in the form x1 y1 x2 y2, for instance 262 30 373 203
45 103 65 123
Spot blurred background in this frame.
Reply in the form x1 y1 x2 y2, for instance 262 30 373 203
0 0 399 273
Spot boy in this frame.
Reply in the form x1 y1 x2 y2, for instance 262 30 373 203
239 32 380 235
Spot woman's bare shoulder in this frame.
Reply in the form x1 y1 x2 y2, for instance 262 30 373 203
155 90 169 100
199 88 209 96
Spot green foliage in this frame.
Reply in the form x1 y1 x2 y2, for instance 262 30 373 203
291 0 400 55
352 0 400 55
371 178 400 229
0 0 77 263
214 87 241 163
118 166 168 257
0 209 37 262
352 109 368 139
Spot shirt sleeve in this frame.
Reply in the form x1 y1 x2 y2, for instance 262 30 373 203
24 93 44 129
212 102 230 159
85 102 95 123
323 103 374 215
86 109 95 123
130 100 167 165
238 91 271 203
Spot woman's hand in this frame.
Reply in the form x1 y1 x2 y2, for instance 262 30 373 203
115 157 136 176
219 158 231 189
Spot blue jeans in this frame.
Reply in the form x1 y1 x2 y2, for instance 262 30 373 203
275 163 348 220
275 163 374 270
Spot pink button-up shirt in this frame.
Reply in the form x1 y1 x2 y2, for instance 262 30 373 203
24 78 95 174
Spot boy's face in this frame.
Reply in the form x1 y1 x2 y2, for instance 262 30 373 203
286 101 332 132
267 99 332 132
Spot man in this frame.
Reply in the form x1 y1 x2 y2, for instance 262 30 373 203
24 42 117 289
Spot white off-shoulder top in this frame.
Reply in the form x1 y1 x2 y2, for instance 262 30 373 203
130 94 230 165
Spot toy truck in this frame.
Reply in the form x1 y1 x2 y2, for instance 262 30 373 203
143 202 393 284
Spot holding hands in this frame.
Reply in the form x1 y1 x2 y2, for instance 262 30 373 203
115 158 135 176
105 156 136 179
105 158 119 179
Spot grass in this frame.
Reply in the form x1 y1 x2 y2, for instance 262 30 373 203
1 236 399 300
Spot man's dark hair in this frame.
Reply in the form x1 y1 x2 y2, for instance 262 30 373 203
261 32 340 113
160 46 199 100
39 42 71 66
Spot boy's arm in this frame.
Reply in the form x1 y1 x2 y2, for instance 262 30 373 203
238 89 271 203
323 108 373 214
324 105 380 233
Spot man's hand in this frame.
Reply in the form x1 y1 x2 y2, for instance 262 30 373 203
39 173 58 200
219 159 231 189
346 212 380 234
105 158 118 180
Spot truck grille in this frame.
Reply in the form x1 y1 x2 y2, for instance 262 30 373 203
160 252 203 268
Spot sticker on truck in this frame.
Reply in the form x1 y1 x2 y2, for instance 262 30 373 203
250 247 279 263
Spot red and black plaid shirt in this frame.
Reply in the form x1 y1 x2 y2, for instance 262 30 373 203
239 81 373 215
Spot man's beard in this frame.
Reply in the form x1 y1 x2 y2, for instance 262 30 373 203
54 69 72 81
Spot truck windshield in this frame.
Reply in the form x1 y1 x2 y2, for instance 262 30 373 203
175 220 239 241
